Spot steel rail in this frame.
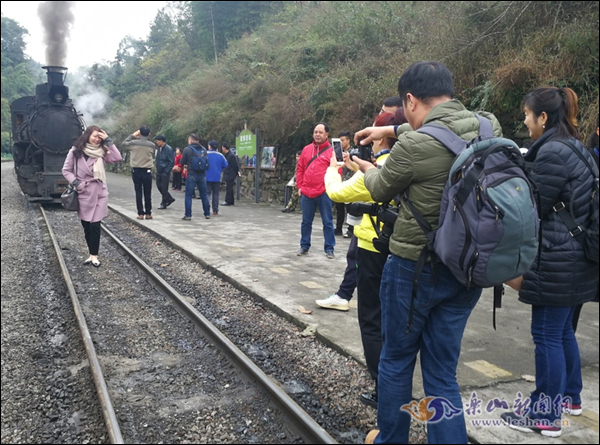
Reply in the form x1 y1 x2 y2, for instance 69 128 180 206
40 206 124 444
101 222 337 444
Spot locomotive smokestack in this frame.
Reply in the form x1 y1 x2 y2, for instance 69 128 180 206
38 1 76 67
43 66 68 86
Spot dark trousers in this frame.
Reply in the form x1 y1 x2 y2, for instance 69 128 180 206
81 220 101 256
172 171 182 189
207 182 221 213
132 168 153 215
225 179 235 204
336 234 358 301
335 202 345 231
156 172 174 206
356 246 387 382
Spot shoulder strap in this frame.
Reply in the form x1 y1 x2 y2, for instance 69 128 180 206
559 139 599 178
306 145 332 169
416 113 494 156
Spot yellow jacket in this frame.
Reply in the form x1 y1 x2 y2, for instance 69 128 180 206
324 153 390 253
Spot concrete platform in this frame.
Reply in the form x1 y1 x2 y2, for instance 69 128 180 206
104 171 599 444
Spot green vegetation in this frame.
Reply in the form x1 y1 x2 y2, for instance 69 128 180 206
2 2 599 162
1 15 37 154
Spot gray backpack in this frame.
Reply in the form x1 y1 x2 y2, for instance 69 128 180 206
402 115 539 330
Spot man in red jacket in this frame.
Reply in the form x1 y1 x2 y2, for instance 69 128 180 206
296 122 336 258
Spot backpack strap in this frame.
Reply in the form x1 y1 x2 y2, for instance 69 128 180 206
552 139 599 248
416 113 494 156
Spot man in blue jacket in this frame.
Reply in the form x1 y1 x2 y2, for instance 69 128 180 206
206 140 228 215
154 134 175 209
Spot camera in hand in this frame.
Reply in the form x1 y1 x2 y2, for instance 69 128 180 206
349 139 374 162
347 201 399 255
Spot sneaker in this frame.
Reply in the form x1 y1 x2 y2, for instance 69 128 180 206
315 294 349 311
205 215 210 219
334 228 343 236
562 401 582 416
296 248 309 256
166 198 175 207
158 205 167 210
213 212 218 216
501 411 562 438
182 216 191 221
343 230 350 238
325 251 335 259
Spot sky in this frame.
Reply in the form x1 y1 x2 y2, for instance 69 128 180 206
1 1 169 71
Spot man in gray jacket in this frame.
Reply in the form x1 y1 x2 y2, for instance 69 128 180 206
154 134 175 210
122 126 155 219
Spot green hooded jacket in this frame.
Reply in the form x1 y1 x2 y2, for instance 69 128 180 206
364 99 503 261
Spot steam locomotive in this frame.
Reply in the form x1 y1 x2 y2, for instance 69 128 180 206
10 66 85 202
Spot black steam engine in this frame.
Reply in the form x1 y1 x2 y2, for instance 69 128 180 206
10 66 85 202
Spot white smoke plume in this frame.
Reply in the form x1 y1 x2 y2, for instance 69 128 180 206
38 1 76 66
70 80 112 127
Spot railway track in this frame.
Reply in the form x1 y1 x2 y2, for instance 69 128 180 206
40 205 336 444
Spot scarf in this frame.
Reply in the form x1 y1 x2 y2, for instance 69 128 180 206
84 144 107 183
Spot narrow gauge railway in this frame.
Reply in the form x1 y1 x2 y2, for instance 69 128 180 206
40 205 336 444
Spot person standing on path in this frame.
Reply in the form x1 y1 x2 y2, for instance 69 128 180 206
221 143 239 206
296 122 336 259
180 133 211 220
205 140 228 215
154 134 175 210
122 126 155 220
62 125 122 267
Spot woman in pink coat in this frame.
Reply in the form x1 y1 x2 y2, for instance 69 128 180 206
62 125 122 267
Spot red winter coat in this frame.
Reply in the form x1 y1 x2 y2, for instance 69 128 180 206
296 140 332 199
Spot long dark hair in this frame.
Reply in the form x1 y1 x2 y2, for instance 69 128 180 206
522 87 580 140
72 125 108 157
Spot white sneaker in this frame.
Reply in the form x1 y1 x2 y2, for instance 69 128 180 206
316 294 350 311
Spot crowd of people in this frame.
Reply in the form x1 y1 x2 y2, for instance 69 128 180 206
288 61 598 443
62 60 598 444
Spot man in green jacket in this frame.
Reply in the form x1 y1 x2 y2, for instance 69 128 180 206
354 61 502 445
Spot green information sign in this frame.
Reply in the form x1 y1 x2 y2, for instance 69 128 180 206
236 129 257 168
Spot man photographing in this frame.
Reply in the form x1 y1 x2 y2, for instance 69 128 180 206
122 126 155 220
353 61 502 444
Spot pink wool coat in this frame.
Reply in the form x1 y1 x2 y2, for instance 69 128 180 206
62 144 123 222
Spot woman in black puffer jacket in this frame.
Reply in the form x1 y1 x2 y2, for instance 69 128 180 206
502 87 598 438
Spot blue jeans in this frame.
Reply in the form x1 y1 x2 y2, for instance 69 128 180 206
300 193 335 253
206 182 221 213
185 172 210 217
375 255 481 444
529 305 582 423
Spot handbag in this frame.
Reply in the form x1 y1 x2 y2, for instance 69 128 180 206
61 184 79 211
61 155 79 211
172 165 182 173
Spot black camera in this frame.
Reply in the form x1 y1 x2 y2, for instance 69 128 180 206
349 140 374 162
347 201 399 255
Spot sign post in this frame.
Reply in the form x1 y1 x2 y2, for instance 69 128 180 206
235 127 260 203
